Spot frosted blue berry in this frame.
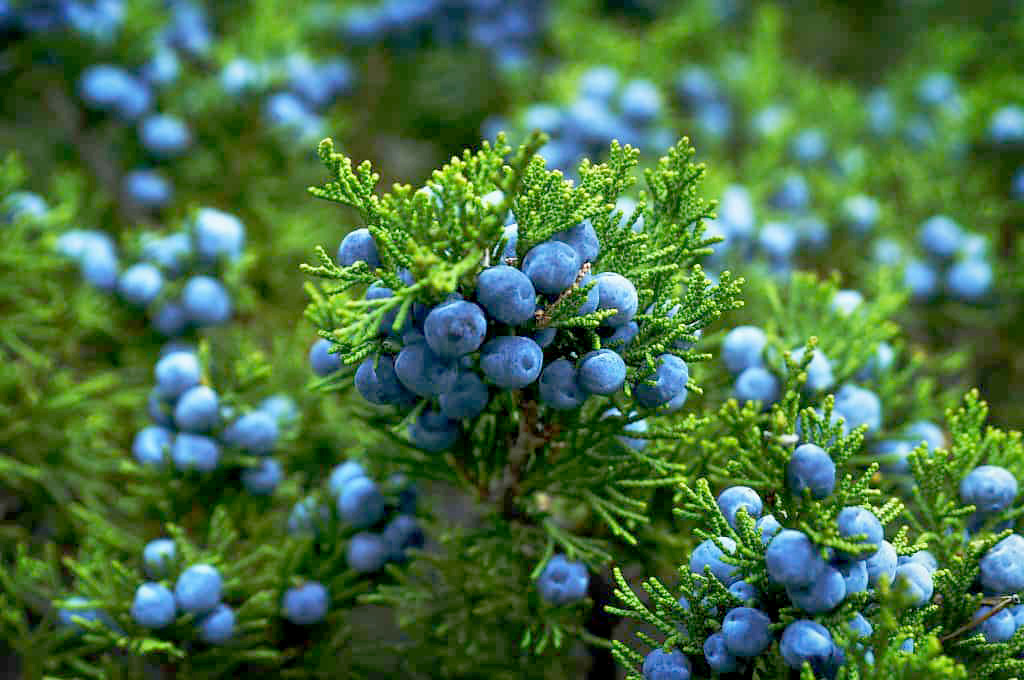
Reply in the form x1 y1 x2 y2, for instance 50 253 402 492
143 538 176 579
365 285 410 337
690 537 740 585
241 458 282 495
408 410 459 452
480 336 543 389
839 560 869 594
424 300 487 359
904 421 944 452
790 128 827 164
476 265 536 325
594 272 638 327
577 349 626 395
327 461 366 499
116 263 164 307
537 554 589 605
182 276 231 326
337 476 385 528
223 411 279 455
834 384 882 434
521 241 580 295
574 274 601 315
990 105 1024 144
841 194 879 235
174 564 222 614
139 114 191 157
539 359 586 411
900 550 939 573
174 385 219 433
831 289 864 317
287 497 328 535
381 514 425 563
602 408 650 451
758 221 797 262
551 219 600 263
79 64 151 119
347 532 389 573
579 66 619 101
946 258 992 301
193 208 244 261
721 606 772 657
634 354 689 408
283 581 328 624
973 605 1016 642
865 540 898 587
960 465 1018 514
57 597 107 632
837 506 884 559
395 343 457 398
894 562 933 606
642 648 691 680
790 347 834 393
133 426 172 466
198 603 235 644
171 433 220 472
780 620 835 673
703 633 738 673
919 215 964 260
336 228 380 269
3 191 47 221
770 173 810 212
621 79 662 125
757 514 782 546
856 341 895 381
131 582 176 628
259 394 299 426
309 338 342 377
766 530 826 588
722 326 766 374
734 366 779 408
904 258 938 300
80 243 120 291
728 580 758 605
604 321 639 353
980 534 1024 594
152 301 188 336
124 168 172 208
439 371 490 420
787 443 836 499
787 565 846 613
717 486 762 529
900 638 915 653
496 222 518 261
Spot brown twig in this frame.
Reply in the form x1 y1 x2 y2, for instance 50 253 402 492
939 594 1021 643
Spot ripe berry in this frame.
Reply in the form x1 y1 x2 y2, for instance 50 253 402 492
604 321 639 353
716 486 763 529
865 540 898 587
408 410 459 452
946 258 992 301
839 560 868 594
133 426 172 466
703 633 738 673
282 581 328 624
346 532 389 573
734 366 779 408
960 465 1018 514
894 562 934 606
131 582 176 628
395 343 458 397
223 411 279 455
475 265 537 325
198 603 235 644
787 443 836 499
439 371 490 420
174 564 222 614
722 326 766 374
173 385 220 433
521 241 581 295
790 347 834 393
919 215 964 260
689 537 740 585
766 530 825 588
538 359 586 411
337 476 385 528
780 620 835 673
480 336 543 389
634 354 688 408
155 350 201 400
594 272 638 327
721 606 772 657
836 506 884 559
336 228 380 269
577 349 626 395
381 514 425 563
834 385 882 434
241 458 283 495
139 114 191 157
117 263 164 307
786 565 846 613
980 534 1024 594
171 433 220 472
309 338 342 377
551 219 600 263
537 554 589 605
423 300 488 359
182 275 231 326
756 515 782 546
143 538 176 579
